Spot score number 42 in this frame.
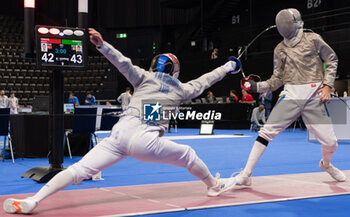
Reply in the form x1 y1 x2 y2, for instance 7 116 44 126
41 53 83 64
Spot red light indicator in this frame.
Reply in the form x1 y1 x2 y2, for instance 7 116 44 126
24 0 35 8
49 28 60 35
38 27 49 34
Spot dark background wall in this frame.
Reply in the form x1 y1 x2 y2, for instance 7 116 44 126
2 0 350 99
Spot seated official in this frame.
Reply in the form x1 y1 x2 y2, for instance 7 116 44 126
226 90 238 103
250 104 266 131
206 91 217 103
68 92 80 106
85 92 97 105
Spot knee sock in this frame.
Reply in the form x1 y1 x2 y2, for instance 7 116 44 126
30 169 75 202
321 144 337 167
187 157 217 187
243 137 268 176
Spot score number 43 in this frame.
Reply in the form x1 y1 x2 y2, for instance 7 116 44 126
41 53 83 64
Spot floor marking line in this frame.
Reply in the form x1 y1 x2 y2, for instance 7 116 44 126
147 199 160 203
165 203 181 208
266 175 350 190
98 208 186 217
99 186 180 209
129 195 142 199
186 191 350 211
99 188 126 196
98 191 350 217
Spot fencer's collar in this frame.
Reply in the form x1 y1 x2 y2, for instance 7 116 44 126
283 27 303 47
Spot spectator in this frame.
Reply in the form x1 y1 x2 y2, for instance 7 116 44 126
0 90 8 108
258 91 272 120
117 87 132 110
8 92 19 114
85 92 97 105
240 89 254 103
68 92 80 106
105 101 112 106
344 91 348 97
226 90 238 103
211 48 219 60
206 91 216 103
251 104 266 131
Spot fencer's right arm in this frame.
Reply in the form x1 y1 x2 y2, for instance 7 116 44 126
97 42 146 87
313 34 338 88
181 61 236 100
257 49 284 93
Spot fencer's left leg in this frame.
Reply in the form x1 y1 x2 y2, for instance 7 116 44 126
130 131 235 196
3 136 126 214
241 97 302 178
302 101 346 182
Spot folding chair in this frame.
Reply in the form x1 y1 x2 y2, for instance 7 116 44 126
0 108 14 163
65 107 97 159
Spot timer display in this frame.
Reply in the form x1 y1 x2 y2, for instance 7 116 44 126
36 26 87 69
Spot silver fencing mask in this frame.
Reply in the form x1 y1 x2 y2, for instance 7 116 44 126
275 8 304 47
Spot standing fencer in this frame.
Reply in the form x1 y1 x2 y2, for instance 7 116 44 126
3 28 241 214
234 8 346 188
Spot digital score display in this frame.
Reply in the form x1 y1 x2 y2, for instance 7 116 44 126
36 26 87 69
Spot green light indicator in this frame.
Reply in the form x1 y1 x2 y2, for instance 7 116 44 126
323 63 326 70
117 33 127 39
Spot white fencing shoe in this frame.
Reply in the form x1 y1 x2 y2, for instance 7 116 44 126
207 173 236 197
235 170 252 187
319 159 346 182
3 197 38 214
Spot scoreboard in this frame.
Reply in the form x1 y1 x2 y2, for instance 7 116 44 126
35 25 87 68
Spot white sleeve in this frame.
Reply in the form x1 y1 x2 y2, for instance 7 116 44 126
313 34 338 88
181 66 227 100
97 41 147 87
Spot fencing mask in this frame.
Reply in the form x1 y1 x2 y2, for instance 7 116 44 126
275 8 304 47
150 53 180 78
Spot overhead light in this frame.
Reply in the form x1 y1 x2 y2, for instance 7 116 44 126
63 29 73 36
49 28 60 35
38 27 49 34
74 30 84 36
24 0 35 8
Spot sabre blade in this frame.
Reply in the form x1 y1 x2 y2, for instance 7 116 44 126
237 25 276 60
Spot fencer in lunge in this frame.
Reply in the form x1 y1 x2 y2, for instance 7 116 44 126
3 28 241 214
233 8 346 189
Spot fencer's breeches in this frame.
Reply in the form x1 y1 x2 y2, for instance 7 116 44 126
67 116 199 184
258 83 338 148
